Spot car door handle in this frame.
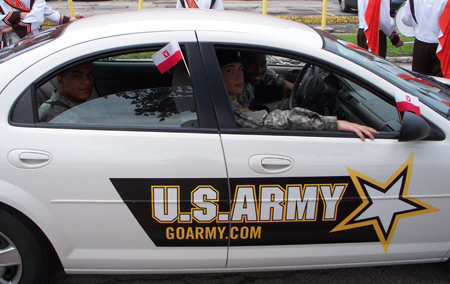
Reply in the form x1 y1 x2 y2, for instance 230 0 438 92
249 155 294 174
8 149 52 169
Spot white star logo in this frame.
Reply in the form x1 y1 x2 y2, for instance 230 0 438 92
331 153 439 253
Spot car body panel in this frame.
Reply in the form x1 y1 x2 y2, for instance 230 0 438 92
1 29 230 270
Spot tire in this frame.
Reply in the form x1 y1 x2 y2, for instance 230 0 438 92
340 0 351 13
0 209 48 284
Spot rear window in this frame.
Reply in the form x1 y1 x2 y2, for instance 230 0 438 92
0 25 66 63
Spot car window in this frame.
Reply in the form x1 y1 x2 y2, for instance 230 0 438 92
50 86 197 128
216 48 400 133
35 47 198 129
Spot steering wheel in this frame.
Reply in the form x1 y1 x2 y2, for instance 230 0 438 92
289 63 322 109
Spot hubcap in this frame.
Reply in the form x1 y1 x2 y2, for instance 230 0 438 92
0 233 22 284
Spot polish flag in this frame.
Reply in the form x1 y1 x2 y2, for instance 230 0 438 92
364 0 381 55
437 0 450 78
395 91 421 115
152 41 183 74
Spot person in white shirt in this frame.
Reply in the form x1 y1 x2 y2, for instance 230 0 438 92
44 5 80 26
176 0 224 10
0 0 44 45
1 0 80 47
401 0 448 77
357 0 403 58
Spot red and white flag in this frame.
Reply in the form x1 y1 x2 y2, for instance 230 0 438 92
395 91 421 115
364 0 381 55
437 0 450 78
152 41 183 74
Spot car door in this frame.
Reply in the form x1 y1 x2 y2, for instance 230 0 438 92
199 43 450 269
4 32 231 271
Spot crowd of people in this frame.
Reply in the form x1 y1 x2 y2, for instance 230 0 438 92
0 0 223 48
2 0 448 79
357 0 449 78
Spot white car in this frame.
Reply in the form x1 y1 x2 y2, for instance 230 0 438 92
1 9 450 284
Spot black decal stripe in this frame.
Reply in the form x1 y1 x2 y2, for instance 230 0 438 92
111 176 379 247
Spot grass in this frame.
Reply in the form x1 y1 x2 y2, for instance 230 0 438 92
335 34 414 57
115 52 155 60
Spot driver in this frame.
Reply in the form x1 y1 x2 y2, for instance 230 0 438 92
218 50 378 141
238 52 293 111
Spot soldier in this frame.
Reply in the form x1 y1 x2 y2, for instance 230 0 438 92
176 0 224 10
218 50 378 141
401 0 448 78
238 52 293 111
39 62 94 122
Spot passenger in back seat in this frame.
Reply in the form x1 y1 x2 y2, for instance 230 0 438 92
38 62 93 122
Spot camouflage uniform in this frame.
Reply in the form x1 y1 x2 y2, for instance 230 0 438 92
237 69 286 109
38 90 80 122
231 100 337 131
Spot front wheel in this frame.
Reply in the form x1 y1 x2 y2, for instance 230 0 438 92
0 209 48 284
340 0 351 12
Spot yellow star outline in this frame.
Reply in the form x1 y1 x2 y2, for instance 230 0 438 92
331 153 439 253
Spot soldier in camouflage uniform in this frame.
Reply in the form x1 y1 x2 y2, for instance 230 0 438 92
238 52 293 111
39 62 93 122
218 50 377 141
231 99 337 130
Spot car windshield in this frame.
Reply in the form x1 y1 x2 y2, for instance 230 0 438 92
0 25 66 63
319 30 450 120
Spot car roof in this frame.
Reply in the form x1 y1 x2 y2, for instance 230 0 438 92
65 9 318 39
1 10 324 88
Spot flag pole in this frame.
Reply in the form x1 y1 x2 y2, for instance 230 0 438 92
139 0 143 10
67 0 75 17
182 56 191 77
262 0 267 15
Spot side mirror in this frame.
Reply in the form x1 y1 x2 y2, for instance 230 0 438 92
399 112 432 142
